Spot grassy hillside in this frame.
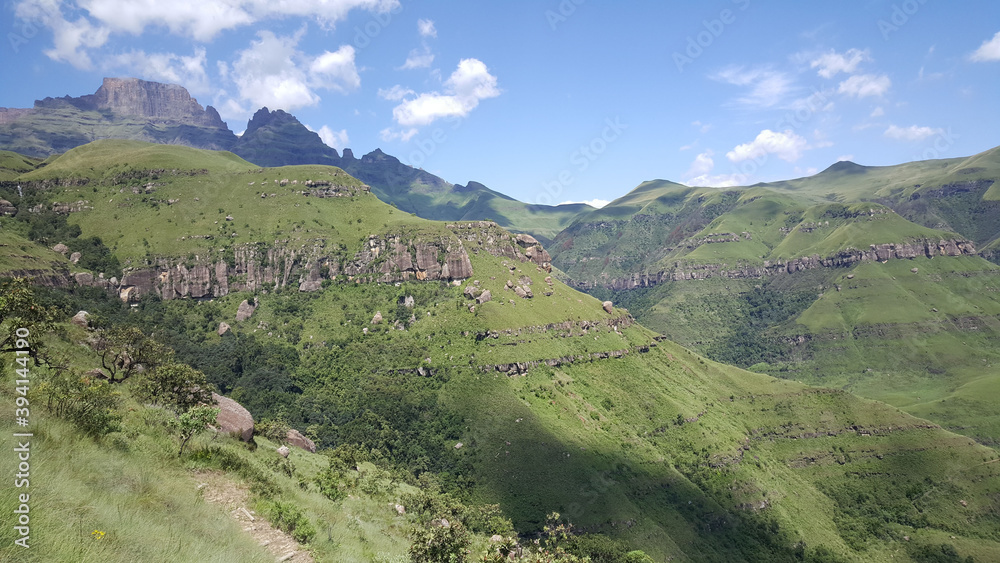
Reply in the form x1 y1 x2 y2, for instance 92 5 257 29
0 101 237 159
552 147 1000 458
5 141 1000 561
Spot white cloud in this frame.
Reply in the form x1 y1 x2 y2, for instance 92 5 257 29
379 127 418 142
558 199 609 208
884 124 943 142
710 66 793 108
683 150 743 187
315 125 349 150
870 106 884 118
378 85 415 101
970 31 1000 62
685 150 715 178
16 0 398 70
812 129 833 149
16 0 110 69
726 129 810 163
810 48 870 78
225 31 359 113
310 45 361 92
107 47 210 93
391 58 500 127
417 18 436 38
838 74 891 98
71 0 399 41
837 154 854 162
399 45 434 70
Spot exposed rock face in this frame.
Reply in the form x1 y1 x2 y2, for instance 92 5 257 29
231 107 340 167
1 77 236 156
286 429 317 453
73 222 549 302
515 233 552 272
571 238 979 290
71 311 89 328
212 392 254 442
235 300 256 322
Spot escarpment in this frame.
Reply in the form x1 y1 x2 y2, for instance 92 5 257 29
568 237 979 290
68 221 551 301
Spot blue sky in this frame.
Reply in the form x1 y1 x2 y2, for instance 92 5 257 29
3 1 999 207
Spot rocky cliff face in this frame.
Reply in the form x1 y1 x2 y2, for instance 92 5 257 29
231 108 341 167
571 238 979 290
71 221 547 301
37 77 228 129
0 77 236 156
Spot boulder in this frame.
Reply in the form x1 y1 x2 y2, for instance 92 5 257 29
514 286 527 299
69 252 81 264
52 243 69 255
212 392 254 442
235 299 256 322
218 322 231 335
515 233 539 247
70 310 89 328
463 285 482 299
476 290 492 304
277 445 290 458
286 428 317 453
0 199 15 215
401 295 415 309
603 301 614 314
371 311 383 324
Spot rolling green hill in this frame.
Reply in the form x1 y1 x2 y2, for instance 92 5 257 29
3 141 1000 561
552 147 1000 459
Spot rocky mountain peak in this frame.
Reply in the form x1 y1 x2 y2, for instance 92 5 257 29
243 107 301 136
37 77 229 129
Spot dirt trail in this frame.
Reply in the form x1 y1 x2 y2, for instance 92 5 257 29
194 469 315 563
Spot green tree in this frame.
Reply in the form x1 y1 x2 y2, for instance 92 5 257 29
38 367 122 436
0 277 58 358
173 405 220 456
409 517 471 563
133 362 212 413
93 324 172 383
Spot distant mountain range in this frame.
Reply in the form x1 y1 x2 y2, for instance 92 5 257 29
0 77 589 242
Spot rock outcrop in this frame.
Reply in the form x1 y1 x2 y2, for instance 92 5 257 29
84 77 228 128
571 238 979 290
70 311 89 328
235 300 256 322
212 393 254 442
286 429 317 453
